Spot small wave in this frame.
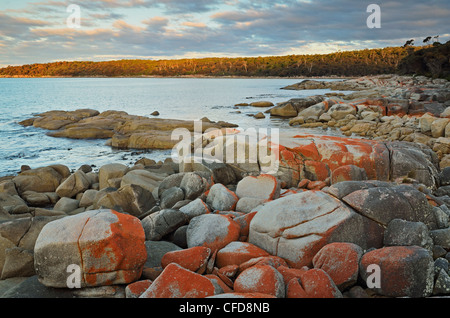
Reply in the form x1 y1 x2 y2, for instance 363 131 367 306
5 151 39 160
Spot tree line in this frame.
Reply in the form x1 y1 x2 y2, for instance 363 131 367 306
0 44 443 78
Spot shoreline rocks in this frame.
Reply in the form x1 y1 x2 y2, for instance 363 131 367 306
277 74 450 169
1 152 450 298
19 110 238 150
2 73 450 298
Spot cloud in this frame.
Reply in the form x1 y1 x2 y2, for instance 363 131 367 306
182 21 207 28
1 0 450 66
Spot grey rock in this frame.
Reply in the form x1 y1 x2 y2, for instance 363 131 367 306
342 185 437 229
1 247 35 279
180 172 211 200
433 269 450 295
0 275 75 298
434 258 449 278
160 187 184 209
430 228 450 249
157 173 186 198
383 219 433 250
141 209 188 241
144 240 182 268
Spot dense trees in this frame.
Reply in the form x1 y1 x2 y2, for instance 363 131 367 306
0 45 433 78
397 40 450 80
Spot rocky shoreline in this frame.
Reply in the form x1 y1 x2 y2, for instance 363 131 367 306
276 74 450 169
1 74 450 298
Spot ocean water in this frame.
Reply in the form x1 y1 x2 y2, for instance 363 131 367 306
0 77 344 177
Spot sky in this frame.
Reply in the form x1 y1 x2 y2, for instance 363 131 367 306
0 0 449 67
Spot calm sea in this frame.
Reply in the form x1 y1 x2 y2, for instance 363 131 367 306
0 77 343 177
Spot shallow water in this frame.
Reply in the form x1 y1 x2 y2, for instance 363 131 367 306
0 77 344 176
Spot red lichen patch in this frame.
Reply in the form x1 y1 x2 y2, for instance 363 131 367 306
205 274 234 293
80 210 147 287
126 279 153 298
234 265 285 298
277 265 308 285
307 180 327 190
140 263 216 298
297 179 310 189
359 246 433 297
287 268 342 298
239 256 288 274
293 141 321 161
303 161 330 181
216 242 270 268
161 246 211 273
312 242 363 291
218 264 239 279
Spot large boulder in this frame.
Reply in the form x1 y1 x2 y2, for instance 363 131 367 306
141 209 188 241
139 263 217 298
235 174 280 200
359 246 434 298
186 214 241 252
34 209 147 288
120 169 166 193
199 132 440 189
312 242 364 291
13 166 69 194
94 184 156 217
206 184 239 211
248 191 384 268
98 163 129 190
56 170 90 198
342 185 438 229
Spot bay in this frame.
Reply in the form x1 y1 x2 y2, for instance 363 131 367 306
0 77 343 177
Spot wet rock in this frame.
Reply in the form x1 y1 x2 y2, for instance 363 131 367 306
250 101 274 107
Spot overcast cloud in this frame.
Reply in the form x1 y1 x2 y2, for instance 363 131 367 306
0 0 449 66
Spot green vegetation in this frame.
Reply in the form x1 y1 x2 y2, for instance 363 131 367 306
0 42 447 78
397 40 450 80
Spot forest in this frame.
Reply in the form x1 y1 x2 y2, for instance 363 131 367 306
0 42 448 79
